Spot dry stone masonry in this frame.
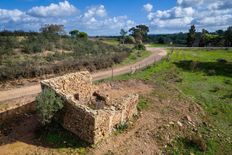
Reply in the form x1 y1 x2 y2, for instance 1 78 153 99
41 71 139 144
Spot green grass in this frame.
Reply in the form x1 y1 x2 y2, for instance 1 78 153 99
137 97 150 111
114 50 151 67
148 43 171 47
112 48 232 154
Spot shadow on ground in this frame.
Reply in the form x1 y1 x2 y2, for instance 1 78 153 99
0 112 89 149
174 60 232 77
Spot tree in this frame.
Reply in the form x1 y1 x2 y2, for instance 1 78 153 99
136 25 149 41
129 25 149 43
40 24 65 35
187 25 196 47
69 30 88 40
129 27 143 44
225 26 232 47
158 37 165 44
78 32 88 40
199 29 208 47
216 30 224 36
69 30 79 37
120 29 127 44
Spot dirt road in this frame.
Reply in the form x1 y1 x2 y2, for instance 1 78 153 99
0 48 167 102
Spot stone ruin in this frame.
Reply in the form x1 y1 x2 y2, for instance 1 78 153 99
41 71 139 144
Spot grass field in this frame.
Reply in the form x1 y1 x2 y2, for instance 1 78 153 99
112 48 232 154
148 43 171 47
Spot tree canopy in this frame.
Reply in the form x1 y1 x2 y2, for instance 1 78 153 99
40 24 65 35
129 25 149 43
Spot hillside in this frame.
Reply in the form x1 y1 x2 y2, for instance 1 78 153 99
0 34 131 83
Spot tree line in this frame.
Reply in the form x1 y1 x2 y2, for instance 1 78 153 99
187 25 232 47
118 25 232 47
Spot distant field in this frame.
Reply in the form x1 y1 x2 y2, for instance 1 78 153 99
113 49 232 154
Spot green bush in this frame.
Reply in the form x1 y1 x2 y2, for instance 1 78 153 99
36 88 64 125
22 36 44 53
133 43 146 50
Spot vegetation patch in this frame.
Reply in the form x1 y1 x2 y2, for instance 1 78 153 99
137 97 150 111
0 26 132 82
36 88 64 125
114 122 128 134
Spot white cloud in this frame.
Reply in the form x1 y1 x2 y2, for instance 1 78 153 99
146 0 232 33
0 9 24 23
147 6 195 30
79 5 135 35
83 5 107 19
0 2 135 35
77 5 135 35
177 0 204 7
27 0 77 17
143 3 153 12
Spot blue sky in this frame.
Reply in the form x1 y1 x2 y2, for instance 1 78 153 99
0 0 232 35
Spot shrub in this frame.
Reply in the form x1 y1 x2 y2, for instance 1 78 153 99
36 88 64 125
22 36 43 53
133 43 146 50
0 36 132 81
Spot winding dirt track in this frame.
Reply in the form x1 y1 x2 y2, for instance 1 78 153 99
0 47 167 103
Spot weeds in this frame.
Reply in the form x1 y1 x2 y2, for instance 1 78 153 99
137 97 150 111
114 122 128 134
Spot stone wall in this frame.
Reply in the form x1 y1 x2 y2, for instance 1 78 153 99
40 71 139 144
94 94 138 143
59 102 96 143
42 72 93 104
0 99 35 122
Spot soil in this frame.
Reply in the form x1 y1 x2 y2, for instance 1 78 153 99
0 80 205 155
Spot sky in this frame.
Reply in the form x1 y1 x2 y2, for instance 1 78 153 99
0 0 232 35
